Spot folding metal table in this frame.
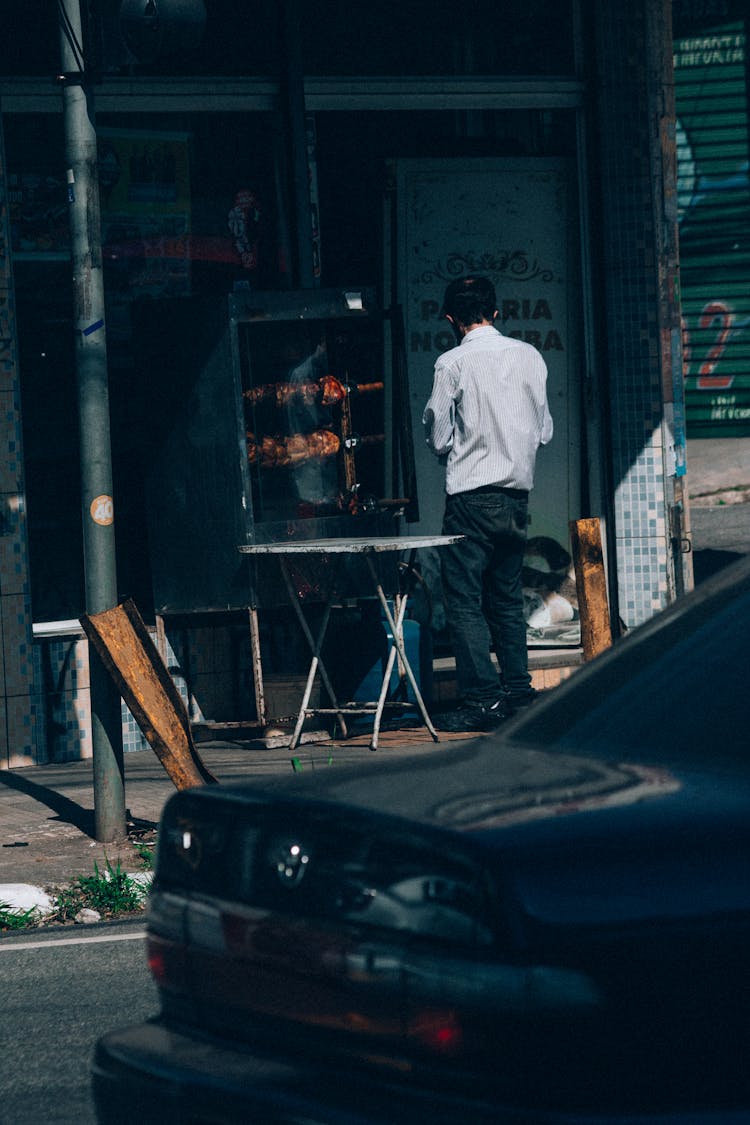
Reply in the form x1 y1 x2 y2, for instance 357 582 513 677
239 535 463 750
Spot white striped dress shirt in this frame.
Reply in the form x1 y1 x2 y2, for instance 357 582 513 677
422 325 553 495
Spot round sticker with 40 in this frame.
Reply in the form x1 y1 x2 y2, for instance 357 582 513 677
90 495 114 526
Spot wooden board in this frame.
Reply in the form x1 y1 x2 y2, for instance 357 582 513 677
80 599 218 789
570 518 612 660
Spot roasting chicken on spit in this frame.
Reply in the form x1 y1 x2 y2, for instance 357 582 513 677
247 429 341 467
243 376 383 408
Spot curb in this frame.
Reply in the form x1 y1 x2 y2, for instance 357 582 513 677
689 489 750 507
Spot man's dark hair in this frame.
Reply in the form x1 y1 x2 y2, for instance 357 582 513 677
441 275 497 326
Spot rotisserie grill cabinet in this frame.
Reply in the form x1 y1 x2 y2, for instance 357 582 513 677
132 289 418 725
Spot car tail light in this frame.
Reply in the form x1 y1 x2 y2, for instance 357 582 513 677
146 891 189 990
407 1010 464 1054
146 931 188 989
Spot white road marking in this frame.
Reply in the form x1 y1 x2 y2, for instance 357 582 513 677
0 929 145 951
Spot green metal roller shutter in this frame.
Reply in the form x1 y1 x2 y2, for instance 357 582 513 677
674 17 750 437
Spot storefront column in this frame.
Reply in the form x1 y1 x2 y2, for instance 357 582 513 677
592 0 689 627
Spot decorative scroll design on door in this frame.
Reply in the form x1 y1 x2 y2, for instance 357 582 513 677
419 250 555 286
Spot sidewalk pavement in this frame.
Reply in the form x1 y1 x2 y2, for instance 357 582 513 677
2 437 749 914
686 436 750 505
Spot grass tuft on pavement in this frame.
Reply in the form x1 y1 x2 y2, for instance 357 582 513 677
51 857 149 923
0 900 40 930
1 845 155 932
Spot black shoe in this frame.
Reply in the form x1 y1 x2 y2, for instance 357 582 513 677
433 696 510 733
506 687 539 712
483 694 511 723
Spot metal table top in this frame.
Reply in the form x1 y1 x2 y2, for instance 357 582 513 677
238 534 463 556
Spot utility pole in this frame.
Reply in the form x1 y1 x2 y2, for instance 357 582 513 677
58 0 126 842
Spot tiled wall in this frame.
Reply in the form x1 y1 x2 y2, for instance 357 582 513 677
27 620 252 765
30 627 188 765
31 634 92 763
592 0 681 627
23 613 258 771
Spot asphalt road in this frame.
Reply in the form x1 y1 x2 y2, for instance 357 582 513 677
0 919 157 1124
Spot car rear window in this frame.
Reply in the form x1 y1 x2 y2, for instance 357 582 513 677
511 586 749 769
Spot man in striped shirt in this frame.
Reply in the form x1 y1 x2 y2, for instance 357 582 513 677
423 275 553 732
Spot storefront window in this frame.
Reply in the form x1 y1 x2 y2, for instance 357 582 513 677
3 2 279 79
15 261 82 622
96 112 284 300
5 2 574 81
300 0 575 77
314 109 577 285
8 109 283 620
4 7 60 77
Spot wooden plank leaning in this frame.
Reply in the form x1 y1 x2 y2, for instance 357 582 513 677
569 517 613 661
80 598 218 789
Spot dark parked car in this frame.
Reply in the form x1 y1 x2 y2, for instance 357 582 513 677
93 554 750 1123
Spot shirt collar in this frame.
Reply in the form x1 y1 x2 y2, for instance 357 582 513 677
461 324 499 345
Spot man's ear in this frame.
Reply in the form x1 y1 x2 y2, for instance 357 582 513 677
445 313 464 339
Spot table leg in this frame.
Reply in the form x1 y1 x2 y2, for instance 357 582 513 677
370 591 409 750
288 601 331 750
391 593 409 702
247 606 267 727
365 555 439 745
279 558 349 748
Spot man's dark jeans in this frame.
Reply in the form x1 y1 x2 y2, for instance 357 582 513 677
441 487 530 706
